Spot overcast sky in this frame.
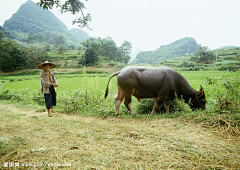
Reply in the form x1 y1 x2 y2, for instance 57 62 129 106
1 0 240 52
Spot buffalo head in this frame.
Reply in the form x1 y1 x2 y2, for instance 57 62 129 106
190 85 206 110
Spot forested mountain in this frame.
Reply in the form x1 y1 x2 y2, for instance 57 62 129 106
3 0 80 46
0 26 26 43
131 37 200 65
69 28 89 43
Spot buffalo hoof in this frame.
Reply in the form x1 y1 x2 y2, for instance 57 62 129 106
130 112 136 116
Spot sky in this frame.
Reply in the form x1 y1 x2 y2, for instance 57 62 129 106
1 0 240 52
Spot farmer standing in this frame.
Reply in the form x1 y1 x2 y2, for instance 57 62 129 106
38 61 58 117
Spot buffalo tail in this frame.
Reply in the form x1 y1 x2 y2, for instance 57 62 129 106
104 71 120 99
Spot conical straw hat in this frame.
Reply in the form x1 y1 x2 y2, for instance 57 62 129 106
37 61 56 69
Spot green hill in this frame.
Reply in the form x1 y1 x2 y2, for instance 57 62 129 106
131 37 200 65
0 26 26 43
216 46 239 50
69 28 89 43
3 0 79 46
154 46 240 71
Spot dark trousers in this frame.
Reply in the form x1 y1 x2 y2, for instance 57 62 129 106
44 85 56 109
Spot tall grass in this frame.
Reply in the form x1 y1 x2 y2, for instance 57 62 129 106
0 71 239 131
0 71 118 116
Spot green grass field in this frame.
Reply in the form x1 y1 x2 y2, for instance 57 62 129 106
0 70 239 169
0 70 239 117
0 71 230 92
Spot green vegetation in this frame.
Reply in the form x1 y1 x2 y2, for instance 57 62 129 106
1 1 239 168
0 71 239 169
69 28 89 43
0 0 130 71
0 30 129 71
37 0 91 29
0 35 50 71
157 46 240 71
130 37 199 65
0 71 239 130
130 37 240 72
3 0 80 46
80 37 132 66
1 0 238 72
0 26 27 44
217 46 239 50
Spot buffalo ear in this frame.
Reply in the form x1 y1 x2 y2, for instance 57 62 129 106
197 85 204 99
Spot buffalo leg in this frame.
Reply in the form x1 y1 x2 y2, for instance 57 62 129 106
115 85 124 116
164 101 170 113
150 97 163 115
124 95 136 116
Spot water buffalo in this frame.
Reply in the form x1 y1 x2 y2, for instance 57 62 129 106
105 66 206 116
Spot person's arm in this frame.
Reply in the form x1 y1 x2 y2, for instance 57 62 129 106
51 73 58 87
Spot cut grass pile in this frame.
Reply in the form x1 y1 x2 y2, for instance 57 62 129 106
0 103 239 169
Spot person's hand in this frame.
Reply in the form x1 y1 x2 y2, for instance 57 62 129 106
51 83 58 87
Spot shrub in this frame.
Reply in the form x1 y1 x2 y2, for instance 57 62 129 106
108 61 127 69
204 72 240 114
136 98 192 114
136 98 158 114
219 65 239 72
64 61 68 67
32 91 45 105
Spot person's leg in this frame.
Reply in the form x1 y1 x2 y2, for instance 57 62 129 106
51 106 56 113
44 92 53 117
50 86 57 113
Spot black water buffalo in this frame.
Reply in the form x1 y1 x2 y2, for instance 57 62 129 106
105 66 206 116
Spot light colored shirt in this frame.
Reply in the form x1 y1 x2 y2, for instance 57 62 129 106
40 70 57 94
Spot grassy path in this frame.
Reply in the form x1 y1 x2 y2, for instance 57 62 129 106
0 102 239 169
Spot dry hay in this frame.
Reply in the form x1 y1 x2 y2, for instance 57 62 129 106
200 116 240 140
0 103 240 169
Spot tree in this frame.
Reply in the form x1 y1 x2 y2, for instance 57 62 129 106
37 0 92 29
43 43 51 52
100 37 119 61
192 46 215 63
68 46 75 50
53 34 60 49
0 39 23 71
10 47 24 69
80 37 131 64
0 31 4 41
77 44 84 50
37 34 44 44
120 40 132 63
80 37 101 65
80 48 98 66
0 32 51 71
81 37 101 55
22 46 50 68
26 32 35 45
120 40 132 56
58 35 66 55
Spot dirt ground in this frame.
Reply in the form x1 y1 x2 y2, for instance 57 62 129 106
0 102 239 169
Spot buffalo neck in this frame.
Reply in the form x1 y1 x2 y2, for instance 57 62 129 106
175 73 197 101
